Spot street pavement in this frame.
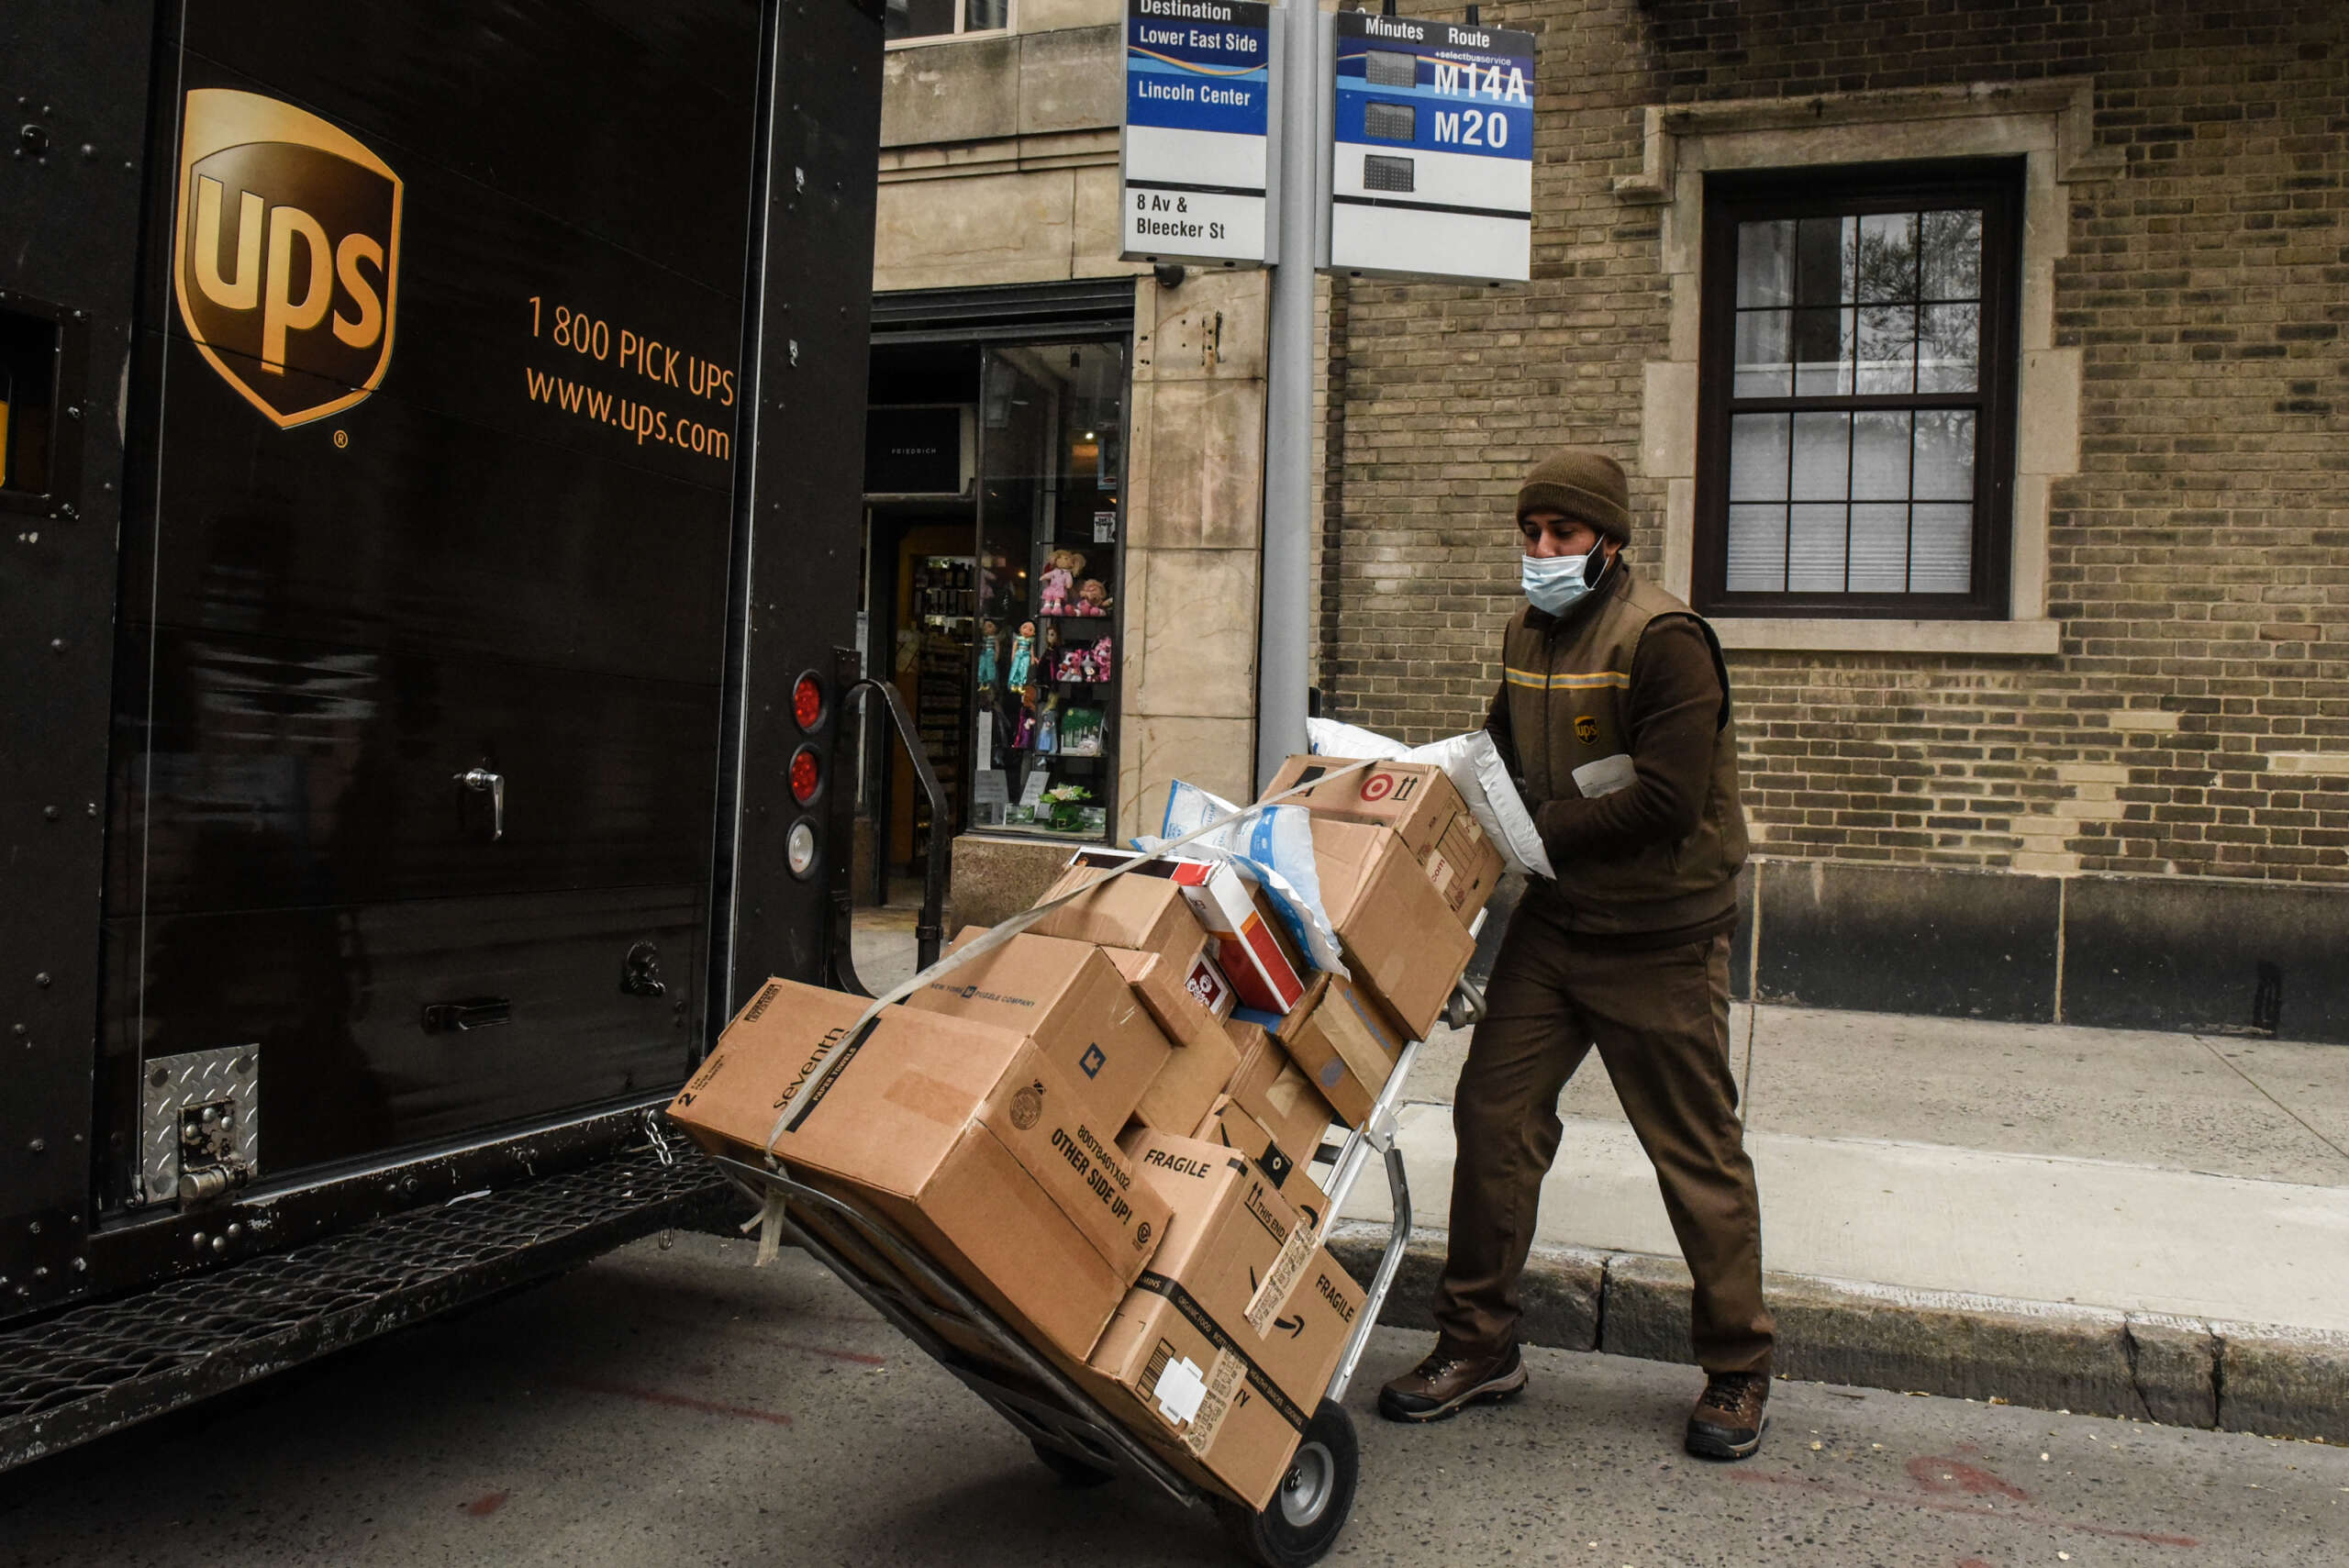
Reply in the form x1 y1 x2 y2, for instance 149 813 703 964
3 1233 2343 1568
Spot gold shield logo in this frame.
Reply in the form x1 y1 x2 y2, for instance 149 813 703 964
1575 714 1599 743
173 88 402 428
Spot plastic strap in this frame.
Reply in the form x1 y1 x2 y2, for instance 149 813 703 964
760 757 1375 1161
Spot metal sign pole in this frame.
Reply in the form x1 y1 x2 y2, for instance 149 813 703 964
1255 0 1320 789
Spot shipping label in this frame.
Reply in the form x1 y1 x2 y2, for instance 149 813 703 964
1181 1350 1247 1457
1243 1217 1319 1338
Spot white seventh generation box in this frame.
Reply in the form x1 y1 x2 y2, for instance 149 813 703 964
665 979 1173 1365
1080 1131 1366 1511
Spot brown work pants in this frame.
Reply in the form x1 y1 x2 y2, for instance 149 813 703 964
1434 892 1775 1373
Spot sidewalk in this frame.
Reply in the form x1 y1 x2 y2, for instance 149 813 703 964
849 906 2349 1438
1337 1003 2349 1440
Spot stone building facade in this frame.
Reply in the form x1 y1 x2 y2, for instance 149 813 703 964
873 0 2349 1040
1317 0 2349 1038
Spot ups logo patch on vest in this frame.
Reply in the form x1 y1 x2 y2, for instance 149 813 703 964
1575 714 1599 744
173 88 402 428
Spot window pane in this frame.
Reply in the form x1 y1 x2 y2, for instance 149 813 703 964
965 0 1007 25
1787 504 1847 592
1733 310 1791 397
1729 413 1790 500
1910 503 1973 591
1725 505 1787 592
1736 220 1796 307
1912 410 1976 499
1854 303 1916 394
1792 306 1852 395
1790 410 1851 499
1851 410 1911 498
1848 503 1909 591
1920 209 1983 300
1795 217 1847 309
1917 303 1980 392
1854 211 1919 303
887 0 956 39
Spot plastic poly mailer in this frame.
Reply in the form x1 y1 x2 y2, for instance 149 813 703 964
1305 717 1555 882
1146 780 1350 980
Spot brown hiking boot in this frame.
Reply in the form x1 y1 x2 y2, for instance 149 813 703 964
1685 1367 1772 1460
1376 1340 1527 1423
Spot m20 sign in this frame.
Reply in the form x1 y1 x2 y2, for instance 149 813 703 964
1327 12 1534 284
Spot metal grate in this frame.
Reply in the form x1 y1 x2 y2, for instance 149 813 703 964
1363 155 1417 194
1362 102 1416 142
0 1139 729 1470
1364 50 1417 89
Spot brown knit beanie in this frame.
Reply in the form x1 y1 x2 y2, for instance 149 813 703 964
1516 448 1631 544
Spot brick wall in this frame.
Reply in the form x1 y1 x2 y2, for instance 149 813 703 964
1319 0 2349 884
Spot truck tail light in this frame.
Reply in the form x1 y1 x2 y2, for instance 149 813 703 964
789 744 821 805
786 817 818 879
792 672 825 731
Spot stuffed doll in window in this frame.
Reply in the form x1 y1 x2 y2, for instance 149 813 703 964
1011 684 1038 750
1034 691 1059 754
1040 550 1085 614
1076 578 1112 617
974 618 999 689
1007 620 1034 690
1087 634 1113 684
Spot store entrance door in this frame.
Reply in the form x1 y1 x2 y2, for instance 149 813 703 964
871 514 976 883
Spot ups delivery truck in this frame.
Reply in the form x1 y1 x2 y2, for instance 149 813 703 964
0 0 885 1466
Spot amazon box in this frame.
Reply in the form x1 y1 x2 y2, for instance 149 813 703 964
1195 1095 1331 1218
1107 946 1243 1136
666 979 1172 1363
1308 818 1476 1040
1084 1133 1365 1510
1225 1020 1339 1153
1264 755 1505 928
914 932 1173 1129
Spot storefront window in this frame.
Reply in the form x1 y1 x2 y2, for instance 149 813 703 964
860 335 1128 881
973 340 1126 840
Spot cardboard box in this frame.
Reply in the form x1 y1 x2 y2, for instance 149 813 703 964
1029 862 1213 978
1107 946 1243 1136
1226 1023 1339 1151
1163 857 1308 1014
667 979 1173 1363
1264 755 1506 928
1308 818 1477 1040
1085 1133 1366 1510
910 932 1173 1129
1272 973 1408 1129
1195 1095 1331 1225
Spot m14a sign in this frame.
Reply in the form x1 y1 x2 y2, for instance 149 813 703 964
1328 13 1533 284
1121 0 1276 267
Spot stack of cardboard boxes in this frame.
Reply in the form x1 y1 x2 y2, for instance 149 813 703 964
666 758 1503 1509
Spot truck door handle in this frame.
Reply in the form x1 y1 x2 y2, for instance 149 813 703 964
421 996 512 1032
457 767 505 840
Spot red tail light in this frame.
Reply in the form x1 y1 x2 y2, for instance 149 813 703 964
792 673 824 731
789 745 821 805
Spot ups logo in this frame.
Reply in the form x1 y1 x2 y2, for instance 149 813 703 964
173 88 402 428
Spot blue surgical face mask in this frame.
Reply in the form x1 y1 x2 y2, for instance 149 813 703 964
1521 542 1606 617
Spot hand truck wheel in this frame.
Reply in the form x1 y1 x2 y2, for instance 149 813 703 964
1030 1437 1117 1487
1212 1398 1358 1568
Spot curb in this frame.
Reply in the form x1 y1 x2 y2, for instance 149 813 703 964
1325 1221 2349 1444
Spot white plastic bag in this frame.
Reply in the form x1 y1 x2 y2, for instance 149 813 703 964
1146 779 1350 978
1305 717 1555 882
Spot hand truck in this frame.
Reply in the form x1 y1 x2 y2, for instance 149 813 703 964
697 1030 1430 1568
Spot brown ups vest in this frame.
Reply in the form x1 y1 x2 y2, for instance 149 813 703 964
1501 566 1749 935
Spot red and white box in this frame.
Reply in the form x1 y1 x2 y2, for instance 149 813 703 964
1164 858 1307 1014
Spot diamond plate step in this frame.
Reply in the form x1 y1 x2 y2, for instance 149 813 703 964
0 1140 731 1471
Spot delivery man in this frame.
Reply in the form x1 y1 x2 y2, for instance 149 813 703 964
1377 448 1776 1461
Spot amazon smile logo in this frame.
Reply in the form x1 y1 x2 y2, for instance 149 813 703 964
173 88 403 428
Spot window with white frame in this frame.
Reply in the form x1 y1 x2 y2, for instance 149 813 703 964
1694 161 2022 617
886 0 1008 43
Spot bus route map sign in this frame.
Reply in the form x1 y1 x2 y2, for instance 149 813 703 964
1120 0 1277 267
1326 11 1534 283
